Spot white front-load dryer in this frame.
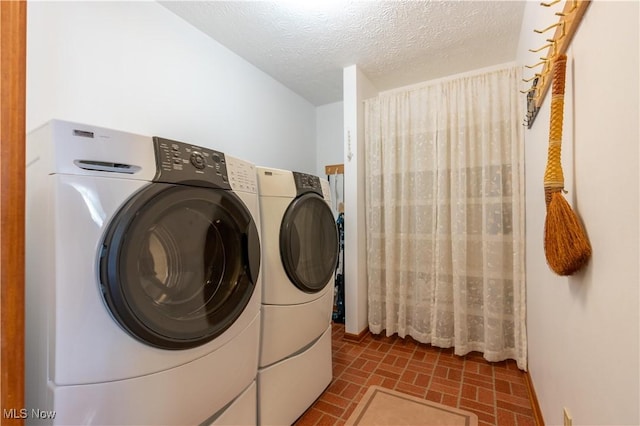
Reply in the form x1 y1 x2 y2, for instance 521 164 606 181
255 167 338 425
25 120 262 425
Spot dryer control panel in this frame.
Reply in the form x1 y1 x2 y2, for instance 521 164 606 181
293 171 323 197
152 137 231 189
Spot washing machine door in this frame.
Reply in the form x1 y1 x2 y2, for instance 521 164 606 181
280 193 339 293
99 183 260 350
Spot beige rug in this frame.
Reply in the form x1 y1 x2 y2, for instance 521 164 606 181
345 386 479 426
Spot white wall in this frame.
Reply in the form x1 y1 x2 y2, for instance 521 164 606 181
315 101 344 177
343 66 378 335
518 2 639 425
27 1 316 173
317 101 344 217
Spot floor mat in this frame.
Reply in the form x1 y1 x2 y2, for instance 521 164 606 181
345 385 479 425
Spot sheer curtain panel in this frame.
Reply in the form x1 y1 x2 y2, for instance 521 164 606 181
364 66 526 369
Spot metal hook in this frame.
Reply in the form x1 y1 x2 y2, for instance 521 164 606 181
529 43 553 53
555 2 578 17
533 75 547 94
534 22 564 34
532 40 558 57
551 30 567 43
540 0 560 6
525 61 547 69
520 87 538 94
522 74 541 83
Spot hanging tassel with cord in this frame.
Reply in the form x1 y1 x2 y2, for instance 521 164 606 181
543 54 592 275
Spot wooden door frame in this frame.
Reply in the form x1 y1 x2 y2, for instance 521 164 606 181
0 1 26 424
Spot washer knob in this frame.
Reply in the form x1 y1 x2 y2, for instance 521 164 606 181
190 152 206 169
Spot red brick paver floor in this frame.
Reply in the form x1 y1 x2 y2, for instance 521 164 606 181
295 323 536 426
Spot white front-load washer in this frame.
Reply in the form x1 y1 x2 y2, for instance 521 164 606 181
25 120 262 425
255 167 339 425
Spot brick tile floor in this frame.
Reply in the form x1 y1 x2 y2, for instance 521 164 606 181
295 323 536 426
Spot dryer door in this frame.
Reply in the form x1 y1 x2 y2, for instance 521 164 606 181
280 193 339 293
99 183 260 350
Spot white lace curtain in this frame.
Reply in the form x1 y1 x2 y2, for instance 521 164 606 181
364 65 526 369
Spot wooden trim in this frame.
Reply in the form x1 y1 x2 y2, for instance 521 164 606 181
325 163 344 175
343 327 369 343
0 1 27 424
524 371 545 426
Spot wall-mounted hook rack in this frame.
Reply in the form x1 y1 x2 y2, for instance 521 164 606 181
325 164 344 175
521 0 591 128
534 0 591 108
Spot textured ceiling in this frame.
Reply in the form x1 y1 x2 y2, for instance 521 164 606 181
160 1 525 106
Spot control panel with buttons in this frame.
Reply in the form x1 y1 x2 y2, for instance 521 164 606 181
226 155 258 194
292 171 323 197
152 136 231 189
